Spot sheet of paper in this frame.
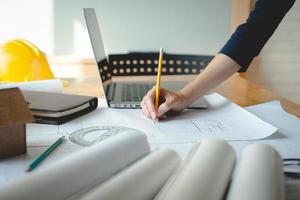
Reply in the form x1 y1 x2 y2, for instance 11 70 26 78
151 143 193 158
25 94 276 147
245 101 300 158
26 123 61 147
0 79 63 93
76 93 277 143
153 93 277 142
23 93 278 154
0 146 46 186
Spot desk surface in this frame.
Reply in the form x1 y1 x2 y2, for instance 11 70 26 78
2 60 300 192
56 62 300 118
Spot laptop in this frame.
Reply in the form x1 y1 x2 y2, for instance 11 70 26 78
83 8 207 108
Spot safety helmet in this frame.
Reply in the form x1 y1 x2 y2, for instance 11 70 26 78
0 39 54 82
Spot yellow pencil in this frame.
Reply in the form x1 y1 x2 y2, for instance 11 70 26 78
155 48 164 117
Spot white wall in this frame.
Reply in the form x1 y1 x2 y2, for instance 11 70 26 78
0 0 231 58
247 0 300 103
0 0 53 56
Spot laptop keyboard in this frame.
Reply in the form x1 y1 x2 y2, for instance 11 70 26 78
121 84 152 102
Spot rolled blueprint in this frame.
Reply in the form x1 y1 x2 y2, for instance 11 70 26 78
0 131 150 200
227 143 285 200
0 79 63 93
80 149 181 200
155 139 236 200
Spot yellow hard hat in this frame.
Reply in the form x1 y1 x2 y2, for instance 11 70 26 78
0 39 54 82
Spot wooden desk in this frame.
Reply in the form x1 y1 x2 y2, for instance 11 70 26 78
52 61 300 118
216 74 300 118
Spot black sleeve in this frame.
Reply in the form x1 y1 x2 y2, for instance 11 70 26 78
219 0 295 72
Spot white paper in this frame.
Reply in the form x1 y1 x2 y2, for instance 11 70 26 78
26 123 61 147
74 93 277 143
25 115 83 147
0 79 63 93
24 93 278 148
0 146 47 185
154 93 277 142
245 101 300 158
79 149 181 200
155 139 236 200
150 143 193 158
0 132 150 200
70 107 163 143
227 143 285 200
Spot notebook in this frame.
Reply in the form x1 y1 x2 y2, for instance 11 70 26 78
22 90 98 125
83 8 208 109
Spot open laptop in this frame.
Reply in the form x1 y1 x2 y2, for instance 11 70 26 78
83 8 207 108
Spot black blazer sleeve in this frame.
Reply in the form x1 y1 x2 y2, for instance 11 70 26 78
219 0 295 72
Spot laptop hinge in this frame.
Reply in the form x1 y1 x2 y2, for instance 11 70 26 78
106 82 116 101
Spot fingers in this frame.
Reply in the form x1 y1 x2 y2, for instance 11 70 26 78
157 88 182 117
157 99 174 117
141 99 151 118
141 86 181 120
145 87 157 120
141 86 157 120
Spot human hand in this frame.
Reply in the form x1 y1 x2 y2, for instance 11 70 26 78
141 86 188 121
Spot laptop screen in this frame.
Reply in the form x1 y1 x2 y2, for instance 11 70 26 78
83 8 111 83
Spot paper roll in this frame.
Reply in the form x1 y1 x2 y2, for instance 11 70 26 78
0 132 150 200
80 149 181 200
226 144 285 200
0 79 63 93
155 139 236 200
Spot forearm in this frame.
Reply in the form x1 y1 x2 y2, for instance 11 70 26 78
178 54 241 107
